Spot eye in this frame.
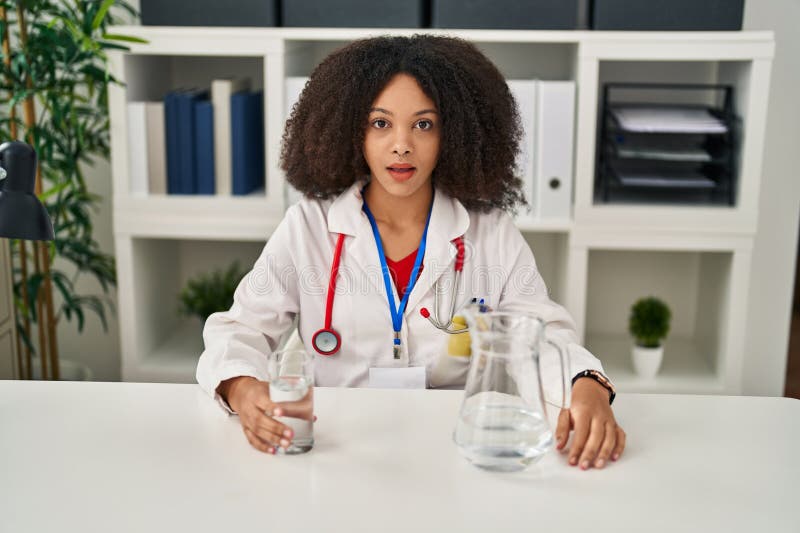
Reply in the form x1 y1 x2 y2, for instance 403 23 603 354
416 119 434 131
371 118 389 129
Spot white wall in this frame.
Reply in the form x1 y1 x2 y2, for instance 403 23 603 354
741 0 800 395
60 1 800 393
55 158 120 381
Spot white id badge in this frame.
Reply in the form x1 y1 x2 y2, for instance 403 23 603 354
368 367 427 389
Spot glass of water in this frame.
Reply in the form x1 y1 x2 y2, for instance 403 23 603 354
267 348 314 454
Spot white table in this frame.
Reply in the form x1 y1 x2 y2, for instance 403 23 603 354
1 381 798 532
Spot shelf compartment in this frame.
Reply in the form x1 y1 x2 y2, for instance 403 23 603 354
520 232 570 304
585 333 723 394
123 238 265 383
596 83 740 207
124 54 265 102
119 54 269 200
134 321 205 384
284 39 578 80
584 249 733 394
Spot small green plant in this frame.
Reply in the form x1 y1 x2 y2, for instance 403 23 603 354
178 262 247 322
629 296 671 348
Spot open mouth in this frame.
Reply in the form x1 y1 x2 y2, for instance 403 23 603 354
387 166 417 181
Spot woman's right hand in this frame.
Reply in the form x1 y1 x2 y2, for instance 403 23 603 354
218 376 311 454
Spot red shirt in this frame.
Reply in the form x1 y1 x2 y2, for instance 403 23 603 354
386 249 423 300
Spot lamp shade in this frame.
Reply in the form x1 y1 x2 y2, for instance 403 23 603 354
0 141 54 241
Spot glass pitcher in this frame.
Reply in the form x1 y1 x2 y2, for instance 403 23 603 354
453 308 571 472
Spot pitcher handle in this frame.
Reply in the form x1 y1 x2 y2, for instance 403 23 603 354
545 338 571 410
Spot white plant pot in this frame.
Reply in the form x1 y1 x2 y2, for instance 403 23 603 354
631 344 664 379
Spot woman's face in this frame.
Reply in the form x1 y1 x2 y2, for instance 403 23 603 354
363 73 440 200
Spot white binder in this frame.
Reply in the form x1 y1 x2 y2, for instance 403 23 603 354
126 102 148 196
534 81 575 221
211 77 250 196
144 102 166 195
284 77 310 208
505 80 537 219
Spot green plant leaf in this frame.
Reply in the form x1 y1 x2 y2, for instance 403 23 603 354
92 0 115 30
178 262 248 321
629 296 671 347
101 33 148 44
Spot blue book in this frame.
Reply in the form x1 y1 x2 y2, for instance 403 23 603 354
176 89 208 194
231 91 265 196
193 99 215 195
163 91 181 194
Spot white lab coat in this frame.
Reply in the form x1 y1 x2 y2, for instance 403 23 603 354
197 181 605 410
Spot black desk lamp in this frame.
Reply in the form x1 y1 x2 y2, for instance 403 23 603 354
0 141 54 241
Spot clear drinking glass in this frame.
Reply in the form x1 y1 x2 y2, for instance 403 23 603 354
267 348 315 454
453 308 571 472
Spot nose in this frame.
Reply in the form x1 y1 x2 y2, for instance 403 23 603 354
392 128 412 157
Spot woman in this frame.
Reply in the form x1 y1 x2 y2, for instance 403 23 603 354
197 35 625 470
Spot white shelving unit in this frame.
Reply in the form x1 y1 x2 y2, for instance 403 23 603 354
108 26 774 394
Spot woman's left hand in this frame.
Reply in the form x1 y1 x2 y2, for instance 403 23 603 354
555 377 626 470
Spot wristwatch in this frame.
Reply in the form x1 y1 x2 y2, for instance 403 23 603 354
572 369 616 405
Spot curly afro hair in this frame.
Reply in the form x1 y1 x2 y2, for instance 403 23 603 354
280 34 526 213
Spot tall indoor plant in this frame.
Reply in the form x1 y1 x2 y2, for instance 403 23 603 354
0 0 143 379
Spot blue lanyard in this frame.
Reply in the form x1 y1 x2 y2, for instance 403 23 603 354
362 198 432 355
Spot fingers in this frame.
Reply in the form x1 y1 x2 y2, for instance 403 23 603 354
612 426 626 461
272 388 314 421
243 426 276 454
242 401 294 451
568 413 591 467
593 422 618 469
577 418 605 470
555 408 571 451
250 409 294 448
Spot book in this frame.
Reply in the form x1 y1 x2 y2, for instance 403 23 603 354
194 99 215 195
177 89 209 194
211 78 250 196
164 91 182 194
126 102 148 196
231 91 265 196
145 101 167 195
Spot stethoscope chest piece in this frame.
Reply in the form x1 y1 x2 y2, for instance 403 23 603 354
312 328 341 356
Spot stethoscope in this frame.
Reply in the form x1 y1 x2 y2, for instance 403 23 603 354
311 209 468 357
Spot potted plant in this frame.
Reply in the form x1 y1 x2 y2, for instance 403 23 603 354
178 262 248 329
628 296 671 378
1 0 143 379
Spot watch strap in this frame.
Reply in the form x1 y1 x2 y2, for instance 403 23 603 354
572 369 616 405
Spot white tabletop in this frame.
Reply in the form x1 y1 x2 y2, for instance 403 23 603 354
0 381 797 533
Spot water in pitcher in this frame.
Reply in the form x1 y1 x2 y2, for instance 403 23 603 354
453 391 553 472
269 375 314 454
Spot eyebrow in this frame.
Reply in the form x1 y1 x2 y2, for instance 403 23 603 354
369 107 438 116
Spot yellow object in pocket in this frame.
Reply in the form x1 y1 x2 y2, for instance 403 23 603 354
447 315 471 357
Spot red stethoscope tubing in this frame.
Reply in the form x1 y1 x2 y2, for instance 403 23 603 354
313 234 464 356
312 233 346 356
324 233 346 329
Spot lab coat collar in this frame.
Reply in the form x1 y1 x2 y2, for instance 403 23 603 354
326 180 471 311
326 180 470 242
